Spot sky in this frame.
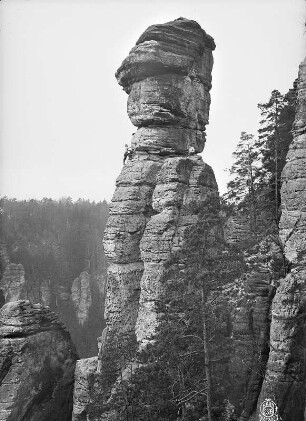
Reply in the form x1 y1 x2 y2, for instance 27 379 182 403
0 0 305 202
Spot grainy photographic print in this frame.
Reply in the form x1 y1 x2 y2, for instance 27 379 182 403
0 0 305 420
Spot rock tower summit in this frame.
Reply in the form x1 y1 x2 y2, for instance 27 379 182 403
72 18 218 419
72 18 218 421
116 17 215 155
102 16 217 365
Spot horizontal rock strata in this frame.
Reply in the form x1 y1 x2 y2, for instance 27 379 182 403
71 272 92 326
104 18 216 359
0 300 78 421
227 237 284 420
72 357 98 421
253 57 306 421
78 17 217 419
116 18 214 94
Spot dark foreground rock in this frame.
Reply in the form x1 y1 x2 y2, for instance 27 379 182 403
72 357 98 421
0 300 78 421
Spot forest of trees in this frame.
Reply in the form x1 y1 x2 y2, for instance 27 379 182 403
1 197 109 284
0 197 109 356
224 88 296 232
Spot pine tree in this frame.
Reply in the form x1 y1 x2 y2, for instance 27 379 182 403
104 198 244 420
182 202 244 420
225 132 259 232
255 90 295 221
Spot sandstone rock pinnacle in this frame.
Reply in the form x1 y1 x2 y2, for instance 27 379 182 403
72 18 217 419
116 17 215 155
91 16 216 406
104 16 217 349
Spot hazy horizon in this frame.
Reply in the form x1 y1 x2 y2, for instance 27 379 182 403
1 0 305 202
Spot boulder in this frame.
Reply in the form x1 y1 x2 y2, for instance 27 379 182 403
0 300 78 421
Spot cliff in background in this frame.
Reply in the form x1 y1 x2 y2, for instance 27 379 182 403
0 198 108 358
222 59 306 421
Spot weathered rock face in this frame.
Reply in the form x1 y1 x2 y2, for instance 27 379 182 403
0 263 26 303
116 18 214 95
0 265 55 309
103 18 216 358
252 57 306 421
224 213 251 245
77 17 216 418
71 20 306 421
225 236 284 420
39 279 54 307
0 262 106 358
71 272 92 326
54 271 107 359
72 357 98 421
0 300 78 421
0 261 54 308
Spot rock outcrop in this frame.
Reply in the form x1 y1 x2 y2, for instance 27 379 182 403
252 57 306 421
67 272 106 358
0 262 106 359
0 300 78 421
71 272 92 326
107 15 216 345
224 213 252 245
226 237 284 420
0 264 26 304
39 279 54 307
104 17 216 357
72 19 306 421
72 357 98 421
73 17 217 419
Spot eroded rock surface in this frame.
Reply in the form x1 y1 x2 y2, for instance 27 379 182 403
72 357 98 421
253 57 306 421
71 19 306 421
71 272 92 326
0 300 78 421
0 263 26 304
79 17 217 418
103 17 216 359
39 279 54 307
224 213 251 245
227 237 284 420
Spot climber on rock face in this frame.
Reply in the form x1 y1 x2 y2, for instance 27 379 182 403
188 146 195 156
123 144 129 163
123 144 133 164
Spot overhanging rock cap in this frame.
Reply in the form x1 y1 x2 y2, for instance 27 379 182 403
136 17 216 51
116 17 215 93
